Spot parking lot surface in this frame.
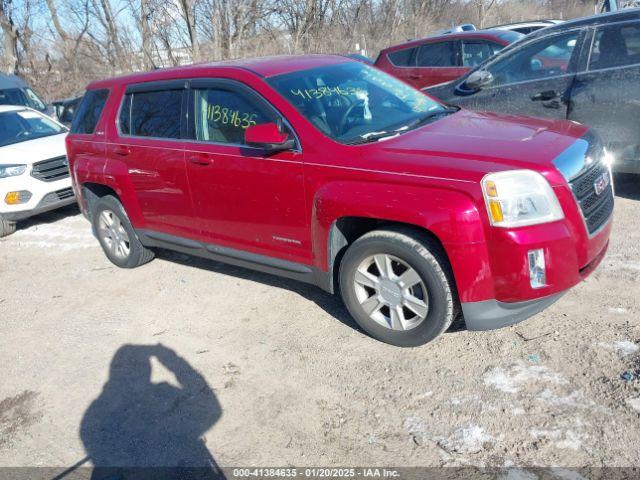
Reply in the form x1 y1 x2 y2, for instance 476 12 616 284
1 178 639 470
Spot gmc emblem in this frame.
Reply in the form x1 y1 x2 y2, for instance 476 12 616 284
593 171 611 196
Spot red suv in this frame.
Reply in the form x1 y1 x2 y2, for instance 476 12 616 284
375 30 524 89
66 55 612 347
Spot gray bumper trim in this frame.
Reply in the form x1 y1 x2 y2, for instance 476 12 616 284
461 291 567 331
1 196 76 222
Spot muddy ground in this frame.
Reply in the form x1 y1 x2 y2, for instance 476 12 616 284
0 176 639 472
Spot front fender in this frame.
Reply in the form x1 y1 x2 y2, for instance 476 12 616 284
311 181 495 302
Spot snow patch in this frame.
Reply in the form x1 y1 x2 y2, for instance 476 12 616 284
9 218 96 251
626 397 640 412
549 468 588 480
535 389 594 409
403 417 494 454
484 362 567 394
530 428 586 451
608 307 628 314
598 340 639 357
438 424 495 454
500 469 538 480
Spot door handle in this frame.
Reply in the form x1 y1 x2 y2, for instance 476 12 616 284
189 154 213 166
531 90 560 101
113 145 130 156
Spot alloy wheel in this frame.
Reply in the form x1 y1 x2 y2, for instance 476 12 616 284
97 209 131 260
353 254 429 331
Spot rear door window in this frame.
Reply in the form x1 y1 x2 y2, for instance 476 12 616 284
121 89 182 138
462 40 504 67
589 21 640 70
71 89 109 134
387 47 416 66
416 41 457 67
189 86 276 145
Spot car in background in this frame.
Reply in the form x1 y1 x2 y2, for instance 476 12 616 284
0 105 74 237
0 74 51 115
438 24 477 35
374 29 524 89
491 19 564 35
426 9 640 174
52 95 83 127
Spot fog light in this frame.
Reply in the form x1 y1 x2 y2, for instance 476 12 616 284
5 190 32 205
528 249 546 289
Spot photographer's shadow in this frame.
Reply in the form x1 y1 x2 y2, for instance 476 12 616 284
80 344 225 479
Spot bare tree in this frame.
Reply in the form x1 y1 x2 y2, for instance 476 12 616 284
178 0 199 60
0 0 19 73
475 0 497 28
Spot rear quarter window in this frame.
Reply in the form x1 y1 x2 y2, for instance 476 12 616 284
416 41 457 67
71 89 109 134
388 47 416 66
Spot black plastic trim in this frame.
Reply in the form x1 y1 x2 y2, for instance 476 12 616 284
137 229 332 292
461 291 566 331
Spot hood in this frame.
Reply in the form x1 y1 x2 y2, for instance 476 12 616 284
0 133 68 165
366 109 587 185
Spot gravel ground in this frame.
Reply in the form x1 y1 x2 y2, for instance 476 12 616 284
0 176 639 472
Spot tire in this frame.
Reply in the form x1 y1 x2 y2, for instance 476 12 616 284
339 227 457 347
0 217 16 238
92 195 155 268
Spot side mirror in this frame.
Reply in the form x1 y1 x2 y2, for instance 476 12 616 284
465 70 494 91
245 123 295 152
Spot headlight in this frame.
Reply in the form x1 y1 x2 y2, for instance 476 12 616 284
0 164 27 179
481 170 564 228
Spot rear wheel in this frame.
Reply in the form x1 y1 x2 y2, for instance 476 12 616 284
0 217 16 238
92 195 154 268
339 227 456 347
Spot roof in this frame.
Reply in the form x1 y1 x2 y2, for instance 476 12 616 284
0 105 26 113
0 74 28 90
526 8 640 39
490 19 563 29
88 54 352 89
380 29 519 53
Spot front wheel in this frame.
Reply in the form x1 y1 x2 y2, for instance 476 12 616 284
339 228 457 347
92 195 155 268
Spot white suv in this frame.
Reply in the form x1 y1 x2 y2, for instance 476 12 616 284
0 105 75 237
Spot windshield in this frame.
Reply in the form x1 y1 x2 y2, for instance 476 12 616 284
268 62 452 144
0 110 66 147
0 87 46 112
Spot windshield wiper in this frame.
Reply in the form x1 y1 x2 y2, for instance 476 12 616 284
345 130 400 145
399 106 460 131
345 106 460 146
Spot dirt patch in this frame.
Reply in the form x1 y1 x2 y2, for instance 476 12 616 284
0 391 41 449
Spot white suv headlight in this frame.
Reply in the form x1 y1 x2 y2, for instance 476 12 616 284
481 170 564 228
0 164 27 179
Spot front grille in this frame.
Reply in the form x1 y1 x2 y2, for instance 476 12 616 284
40 188 75 206
569 160 614 235
31 156 69 182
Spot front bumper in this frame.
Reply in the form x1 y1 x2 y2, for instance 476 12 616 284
0 173 75 222
2 189 76 221
461 291 566 331
460 234 609 331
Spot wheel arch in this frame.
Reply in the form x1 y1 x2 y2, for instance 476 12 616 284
82 183 121 221
326 217 453 294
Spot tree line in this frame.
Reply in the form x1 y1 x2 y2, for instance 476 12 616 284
1 0 594 101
